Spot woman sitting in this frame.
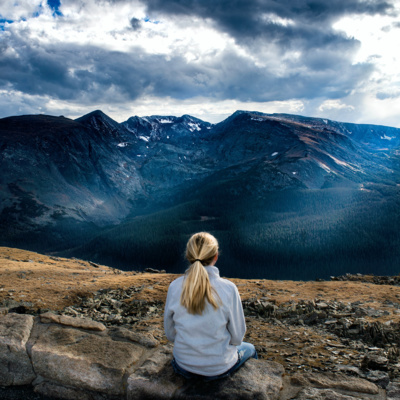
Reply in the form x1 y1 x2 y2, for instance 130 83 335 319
164 232 257 380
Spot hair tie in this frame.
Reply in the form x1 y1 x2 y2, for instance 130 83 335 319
194 259 202 263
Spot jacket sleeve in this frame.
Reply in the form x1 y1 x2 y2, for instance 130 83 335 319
163 285 176 342
226 285 246 345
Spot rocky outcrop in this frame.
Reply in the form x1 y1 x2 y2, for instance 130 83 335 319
2 307 393 400
331 273 400 286
0 313 36 386
0 311 285 400
242 296 400 379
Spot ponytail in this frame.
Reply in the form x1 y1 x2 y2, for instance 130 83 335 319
180 232 220 314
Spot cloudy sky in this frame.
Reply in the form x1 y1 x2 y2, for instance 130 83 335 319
1 0 400 126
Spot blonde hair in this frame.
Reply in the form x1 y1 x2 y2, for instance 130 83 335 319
180 232 220 315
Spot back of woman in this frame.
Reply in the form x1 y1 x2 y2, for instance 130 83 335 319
164 232 257 380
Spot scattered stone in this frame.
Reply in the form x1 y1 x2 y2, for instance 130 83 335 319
62 287 163 327
242 295 400 381
88 261 100 268
386 381 400 400
330 273 400 286
334 365 362 377
364 370 390 389
144 267 166 274
361 353 389 372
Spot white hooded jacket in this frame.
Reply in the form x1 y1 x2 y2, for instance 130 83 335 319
163 266 246 376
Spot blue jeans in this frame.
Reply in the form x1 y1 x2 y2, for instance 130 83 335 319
171 342 258 381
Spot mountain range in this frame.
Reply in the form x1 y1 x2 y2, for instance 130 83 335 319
1 110 399 279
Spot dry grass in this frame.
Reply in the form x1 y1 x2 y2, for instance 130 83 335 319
1 246 399 322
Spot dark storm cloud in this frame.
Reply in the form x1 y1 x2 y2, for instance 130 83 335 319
0 38 87 99
0 29 373 105
142 0 395 51
130 17 141 30
0 0 388 110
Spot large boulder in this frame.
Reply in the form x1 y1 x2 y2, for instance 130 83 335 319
30 323 144 397
0 313 36 386
127 348 284 400
1 312 285 399
127 344 186 400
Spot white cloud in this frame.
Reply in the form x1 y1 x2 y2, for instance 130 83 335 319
331 4 400 126
0 0 42 20
334 11 400 74
356 94 400 127
1 0 400 128
318 99 355 112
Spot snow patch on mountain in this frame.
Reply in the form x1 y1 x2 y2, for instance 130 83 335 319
188 122 201 132
117 142 129 148
381 134 394 140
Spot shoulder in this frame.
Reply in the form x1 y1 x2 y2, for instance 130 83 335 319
214 276 240 297
168 276 184 292
218 277 237 289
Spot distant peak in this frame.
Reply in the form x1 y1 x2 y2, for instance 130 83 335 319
75 110 121 129
76 110 108 120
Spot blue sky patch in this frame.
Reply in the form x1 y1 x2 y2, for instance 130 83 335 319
0 18 13 31
143 16 160 24
47 0 62 16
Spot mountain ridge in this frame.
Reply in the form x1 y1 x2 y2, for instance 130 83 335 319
1 109 399 279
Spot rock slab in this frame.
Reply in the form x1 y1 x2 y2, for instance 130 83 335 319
31 324 144 396
0 312 391 400
40 312 106 331
0 313 36 386
128 350 284 400
291 372 379 395
293 387 371 399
